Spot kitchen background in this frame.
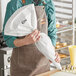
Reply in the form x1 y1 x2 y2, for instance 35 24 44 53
0 0 76 76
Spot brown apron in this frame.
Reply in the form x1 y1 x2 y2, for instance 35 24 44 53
10 6 50 76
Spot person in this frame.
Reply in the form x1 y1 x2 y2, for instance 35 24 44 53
2 0 60 76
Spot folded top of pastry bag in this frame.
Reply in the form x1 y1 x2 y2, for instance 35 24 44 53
4 4 37 36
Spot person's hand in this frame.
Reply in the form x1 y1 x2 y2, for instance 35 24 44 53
49 52 61 63
24 29 40 45
55 52 61 63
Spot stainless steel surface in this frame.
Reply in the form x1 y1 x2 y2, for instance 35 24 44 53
0 47 12 76
54 0 72 22
53 0 72 4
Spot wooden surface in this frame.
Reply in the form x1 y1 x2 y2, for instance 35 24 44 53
36 69 60 76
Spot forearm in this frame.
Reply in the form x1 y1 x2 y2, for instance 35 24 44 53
14 30 40 47
13 38 27 47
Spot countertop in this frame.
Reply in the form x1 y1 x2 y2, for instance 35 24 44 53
36 70 60 76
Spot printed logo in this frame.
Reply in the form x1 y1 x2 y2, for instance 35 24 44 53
21 19 27 24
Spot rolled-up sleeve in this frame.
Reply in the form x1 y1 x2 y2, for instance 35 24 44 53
2 2 17 48
2 0 23 48
2 34 17 48
47 0 57 46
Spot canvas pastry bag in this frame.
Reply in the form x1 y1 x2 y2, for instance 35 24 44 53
10 5 50 76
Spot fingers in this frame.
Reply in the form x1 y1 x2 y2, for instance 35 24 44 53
35 31 40 39
49 52 61 63
49 52 60 63
32 30 38 41
36 31 40 41
55 52 61 63
31 29 38 37
33 30 40 41
30 29 40 42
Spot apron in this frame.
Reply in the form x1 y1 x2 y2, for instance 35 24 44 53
10 6 50 76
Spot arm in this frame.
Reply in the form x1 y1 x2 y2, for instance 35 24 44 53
2 1 23 48
47 0 58 47
14 30 40 47
2 2 40 48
